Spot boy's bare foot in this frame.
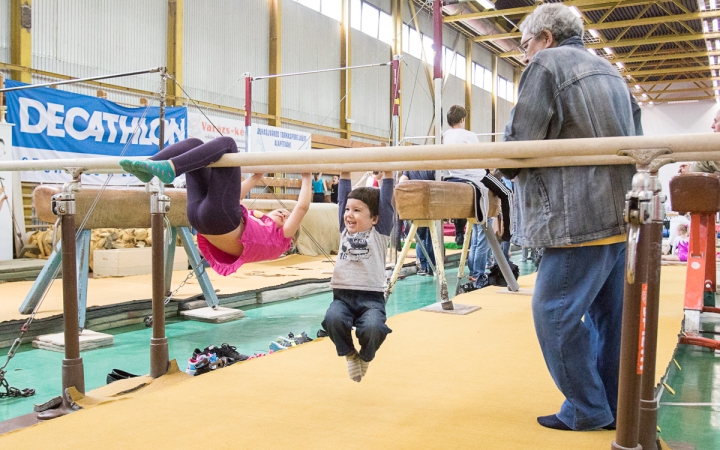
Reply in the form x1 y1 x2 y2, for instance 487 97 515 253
345 350 362 382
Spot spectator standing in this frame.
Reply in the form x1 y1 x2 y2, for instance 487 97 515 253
330 175 340 204
398 170 437 276
312 173 327 203
501 3 641 431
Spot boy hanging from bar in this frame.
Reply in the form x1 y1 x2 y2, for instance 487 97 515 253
322 171 394 382
120 136 312 276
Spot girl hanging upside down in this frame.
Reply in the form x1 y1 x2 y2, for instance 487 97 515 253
120 136 312 276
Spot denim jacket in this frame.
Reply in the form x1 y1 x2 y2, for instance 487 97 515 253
502 36 642 247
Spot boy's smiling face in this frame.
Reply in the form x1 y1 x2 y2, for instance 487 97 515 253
344 199 378 233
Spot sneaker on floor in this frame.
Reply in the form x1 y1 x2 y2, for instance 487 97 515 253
474 274 489 289
269 336 296 352
203 344 249 362
289 332 313 345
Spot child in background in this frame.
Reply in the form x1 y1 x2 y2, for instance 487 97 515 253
120 136 312 276
322 171 394 382
662 223 689 262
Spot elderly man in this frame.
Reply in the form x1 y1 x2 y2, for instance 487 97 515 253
501 4 641 431
690 108 720 172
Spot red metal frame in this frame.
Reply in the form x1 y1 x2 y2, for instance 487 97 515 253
680 211 720 350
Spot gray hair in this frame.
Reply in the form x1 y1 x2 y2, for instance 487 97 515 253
519 3 584 43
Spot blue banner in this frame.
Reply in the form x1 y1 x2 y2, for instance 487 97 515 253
5 79 187 157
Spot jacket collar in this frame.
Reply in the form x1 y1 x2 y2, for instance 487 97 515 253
557 35 584 49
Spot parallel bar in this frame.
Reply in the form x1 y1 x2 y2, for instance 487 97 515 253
0 134 719 173
0 67 163 93
253 61 390 80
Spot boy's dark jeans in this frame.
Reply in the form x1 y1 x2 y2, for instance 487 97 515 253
322 289 392 362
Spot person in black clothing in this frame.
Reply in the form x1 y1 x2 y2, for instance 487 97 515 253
398 170 436 276
330 175 339 204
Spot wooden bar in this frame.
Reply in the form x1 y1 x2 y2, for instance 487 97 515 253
1 134 720 173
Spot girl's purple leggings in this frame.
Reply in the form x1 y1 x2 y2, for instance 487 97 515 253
151 136 242 235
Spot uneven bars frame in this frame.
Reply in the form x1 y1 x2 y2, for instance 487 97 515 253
0 67 164 93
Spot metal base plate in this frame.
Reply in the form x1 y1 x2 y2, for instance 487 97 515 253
32 330 114 353
496 288 534 296
420 303 482 315
180 306 245 324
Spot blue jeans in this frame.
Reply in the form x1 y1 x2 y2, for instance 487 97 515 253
322 289 392 362
532 242 625 430
415 226 435 271
468 222 491 285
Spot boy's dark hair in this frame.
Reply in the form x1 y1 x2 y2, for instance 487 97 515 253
347 187 380 217
446 105 467 127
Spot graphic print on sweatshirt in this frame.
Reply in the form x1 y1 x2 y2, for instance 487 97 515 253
339 230 372 260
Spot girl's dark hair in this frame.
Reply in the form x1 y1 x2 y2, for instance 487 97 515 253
347 187 380 217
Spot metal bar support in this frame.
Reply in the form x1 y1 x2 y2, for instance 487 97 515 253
149 193 170 378
177 226 219 308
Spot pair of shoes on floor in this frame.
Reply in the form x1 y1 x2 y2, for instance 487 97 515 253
106 368 140 384
537 414 616 431
289 331 313 345
417 269 434 277
186 352 226 376
269 336 297 352
200 343 249 363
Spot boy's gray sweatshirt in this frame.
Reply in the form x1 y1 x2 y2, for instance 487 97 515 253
330 178 394 292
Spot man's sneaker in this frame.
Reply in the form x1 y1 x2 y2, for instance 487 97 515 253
474 274 489 289
289 332 313 345
203 344 249 363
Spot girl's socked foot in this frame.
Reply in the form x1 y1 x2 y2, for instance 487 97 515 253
345 350 362 382
132 160 176 184
119 159 153 183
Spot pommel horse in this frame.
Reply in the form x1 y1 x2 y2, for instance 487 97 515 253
388 180 519 311
20 185 220 326
669 172 720 350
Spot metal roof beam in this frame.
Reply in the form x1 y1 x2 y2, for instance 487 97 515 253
475 11 720 42
500 31 720 57
629 76 720 85
611 50 720 64
641 94 717 102
445 0 655 23
624 65 720 76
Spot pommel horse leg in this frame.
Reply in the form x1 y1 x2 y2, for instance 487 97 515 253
386 222 420 298
481 221 519 292
427 220 452 309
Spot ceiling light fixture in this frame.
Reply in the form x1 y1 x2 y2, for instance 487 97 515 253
604 47 613 54
476 0 495 10
588 29 599 38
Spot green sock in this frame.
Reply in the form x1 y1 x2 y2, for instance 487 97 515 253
132 160 176 184
119 159 153 183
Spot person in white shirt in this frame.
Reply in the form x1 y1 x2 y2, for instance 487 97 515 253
442 105 512 288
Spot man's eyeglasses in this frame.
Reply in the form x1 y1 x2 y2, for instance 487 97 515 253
518 33 539 56
518 37 533 56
